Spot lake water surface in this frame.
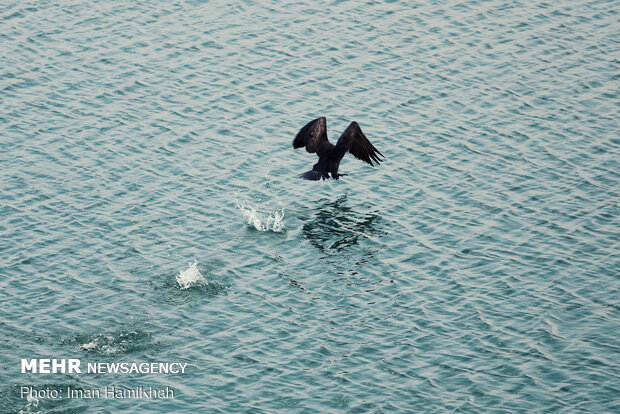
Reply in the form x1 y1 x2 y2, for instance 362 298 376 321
1 0 618 412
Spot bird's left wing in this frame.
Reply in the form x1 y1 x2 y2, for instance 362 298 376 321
335 121 384 166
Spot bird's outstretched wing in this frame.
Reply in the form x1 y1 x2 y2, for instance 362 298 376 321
293 117 331 156
335 121 384 166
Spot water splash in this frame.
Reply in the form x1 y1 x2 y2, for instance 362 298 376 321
18 393 39 414
176 260 207 290
71 330 154 355
79 333 121 355
236 203 285 232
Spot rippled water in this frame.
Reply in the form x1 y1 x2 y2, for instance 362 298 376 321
1 0 619 412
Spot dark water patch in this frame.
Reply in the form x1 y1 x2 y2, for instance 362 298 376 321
302 196 386 254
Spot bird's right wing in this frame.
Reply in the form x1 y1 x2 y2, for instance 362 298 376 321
293 117 330 156
335 121 384 166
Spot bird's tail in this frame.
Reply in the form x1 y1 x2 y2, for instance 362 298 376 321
299 170 329 180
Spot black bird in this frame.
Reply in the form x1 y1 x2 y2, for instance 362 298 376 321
292 117 384 180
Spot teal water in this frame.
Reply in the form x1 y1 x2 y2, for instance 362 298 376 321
1 0 619 412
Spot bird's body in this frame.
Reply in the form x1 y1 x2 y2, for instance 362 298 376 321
292 117 384 180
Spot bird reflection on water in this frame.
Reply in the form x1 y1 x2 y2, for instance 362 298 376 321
302 196 385 256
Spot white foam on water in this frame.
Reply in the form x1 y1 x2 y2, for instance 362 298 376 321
176 260 206 290
19 393 39 414
236 203 285 232
80 340 98 351
79 333 117 354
